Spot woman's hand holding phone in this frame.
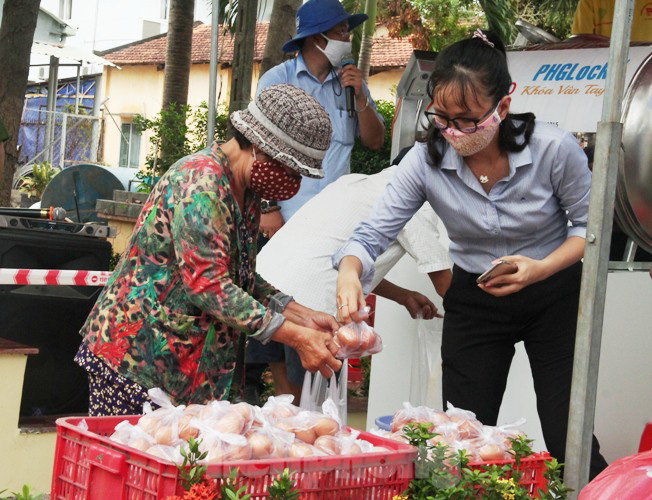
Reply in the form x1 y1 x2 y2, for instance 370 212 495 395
477 256 546 297
476 260 517 284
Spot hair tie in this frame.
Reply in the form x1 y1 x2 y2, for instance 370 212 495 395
473 29 495 48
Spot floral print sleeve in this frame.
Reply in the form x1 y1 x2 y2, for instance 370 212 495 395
171 190 274 334
253 272 283 306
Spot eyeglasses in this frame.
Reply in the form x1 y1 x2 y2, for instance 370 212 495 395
424 102 499 133
324 27 351 40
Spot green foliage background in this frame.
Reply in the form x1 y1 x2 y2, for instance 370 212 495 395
350 99 396 176
133 102 229 177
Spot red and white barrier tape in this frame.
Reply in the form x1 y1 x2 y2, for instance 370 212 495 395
0 268 112 286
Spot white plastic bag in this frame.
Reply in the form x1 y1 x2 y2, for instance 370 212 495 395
409 315 444 409
137 388 187 446
261 394 300 421
331 306 383 359
299 368 348 425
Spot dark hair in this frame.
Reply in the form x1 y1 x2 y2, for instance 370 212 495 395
233 128 252 150
423 30 536 167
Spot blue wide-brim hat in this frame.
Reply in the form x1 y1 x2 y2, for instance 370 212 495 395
282 0 368 53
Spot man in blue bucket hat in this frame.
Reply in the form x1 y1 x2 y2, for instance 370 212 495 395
248 0 385 404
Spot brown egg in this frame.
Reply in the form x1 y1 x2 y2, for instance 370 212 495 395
137 415 159 435
429 434 446 446
270 404 299 420
199 405 215 420
225 444 252 461
314 435 339 455
207 447 226 463
314 417 339 437
294 427 317 445
178 414 194 430
357 328 375 353
390 417 411 433
179 425 199 441
478 443 506 462
270 443 287 458
457 419 481 440
213 412 245 434
336 327 360 348
341 443 362 455
288 443 314 458
178 414 198 438
430 411 451 428
366 335 383 355
184 404 205 416
231 402 254 421
248 432 274 459
274 421 294 433
147 446 171 461
129 438 151 452
391 416 432 433
155 425 175 445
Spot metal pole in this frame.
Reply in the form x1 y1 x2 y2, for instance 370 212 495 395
207 0 220 146
564 0 635 496
45 56 60 163
59 113 67 168
91 76 103 162
75 65 81 114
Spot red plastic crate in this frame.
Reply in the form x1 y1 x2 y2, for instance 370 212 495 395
51 415 417 499
467 452 552 497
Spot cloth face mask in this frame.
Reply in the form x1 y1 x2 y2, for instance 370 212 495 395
250 157 302 201
440 106 502 157
316 34 352 67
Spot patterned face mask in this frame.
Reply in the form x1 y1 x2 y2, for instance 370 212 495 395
440 105 502 157
250 150 302 201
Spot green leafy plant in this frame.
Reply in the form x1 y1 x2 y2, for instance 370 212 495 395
540 458 573 499
132 166 159 194
0 484 45 500
177 437 208 491
133 102 229 192
268 468 300 500
220 468 251 500
350 99 396 176
401 422 571 499
348 357 372 399
18 162 59 199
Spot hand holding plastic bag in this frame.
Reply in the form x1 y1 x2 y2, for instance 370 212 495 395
332 307 383 359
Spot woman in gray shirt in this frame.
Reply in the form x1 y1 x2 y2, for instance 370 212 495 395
334 30 608 479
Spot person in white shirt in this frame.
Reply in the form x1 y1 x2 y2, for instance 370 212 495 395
248 163 452 401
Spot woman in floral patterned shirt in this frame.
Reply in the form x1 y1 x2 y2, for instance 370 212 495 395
76 85 342 415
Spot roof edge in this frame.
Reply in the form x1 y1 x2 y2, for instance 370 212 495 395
98 20 204 57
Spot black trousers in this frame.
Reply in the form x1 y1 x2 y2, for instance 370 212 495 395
441 262 608 480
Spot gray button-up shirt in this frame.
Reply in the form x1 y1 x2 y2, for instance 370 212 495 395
334 121 591 284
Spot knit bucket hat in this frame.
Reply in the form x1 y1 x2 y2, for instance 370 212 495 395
230 84 332 178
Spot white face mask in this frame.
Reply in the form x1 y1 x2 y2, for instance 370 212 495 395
316 34 352 67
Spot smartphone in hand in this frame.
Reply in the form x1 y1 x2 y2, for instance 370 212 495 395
476 260 518 284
